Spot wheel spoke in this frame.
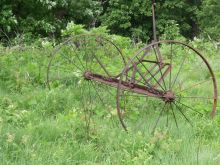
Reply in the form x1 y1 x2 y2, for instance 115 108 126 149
170 103 178 129
116 41 216 133
177 96 213 100
71 46 87 71
153 46 167 90
175 100 203 116
171 55 186 89
124 93 162 99
90 82 106 105
130 60 151 87
92 53 111 77
175 78 211 94
173 102 193 127
152 103 167 134
62 50 84 72
136 56 166 91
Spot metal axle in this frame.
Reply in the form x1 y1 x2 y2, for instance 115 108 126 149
84 71 175 102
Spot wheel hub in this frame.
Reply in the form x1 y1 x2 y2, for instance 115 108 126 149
163 91 175 103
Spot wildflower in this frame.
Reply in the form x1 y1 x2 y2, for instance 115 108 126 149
21 135 29 144
6 133 15 143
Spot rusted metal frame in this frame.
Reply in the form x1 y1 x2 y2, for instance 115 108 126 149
154 64 172 88
130 42 165 91
135 53 166 91
130 62 137 84
136 60 170 84
151 1 163 62
127 40 217 116
130 60 152 87
84 72 165 98
152 45 166 89
152 0 157 42
122 59 156 86
146 63 165 82
47 33 126 83
128 60 159 85
138 62 158 82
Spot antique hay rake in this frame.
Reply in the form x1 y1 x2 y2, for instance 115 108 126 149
47 1 218 132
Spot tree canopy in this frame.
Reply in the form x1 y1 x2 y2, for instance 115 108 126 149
0 0 219 43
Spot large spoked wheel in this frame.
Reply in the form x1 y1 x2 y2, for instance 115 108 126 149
117 40 218 133
47 34 126 129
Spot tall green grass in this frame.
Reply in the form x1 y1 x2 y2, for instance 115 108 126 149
0 45 220 164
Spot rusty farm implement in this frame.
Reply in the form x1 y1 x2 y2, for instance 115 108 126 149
47 1 218 133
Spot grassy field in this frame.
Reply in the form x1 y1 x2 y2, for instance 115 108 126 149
0 43 220 165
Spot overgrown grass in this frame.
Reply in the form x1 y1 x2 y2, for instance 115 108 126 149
0 44 220 165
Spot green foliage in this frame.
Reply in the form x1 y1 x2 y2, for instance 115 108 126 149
197 0 220 40
160 20 185 41
61 22 88 36
0 0 103 44
0 0 220 43
0 39 220 164
0 4 17 33
101 0 200 41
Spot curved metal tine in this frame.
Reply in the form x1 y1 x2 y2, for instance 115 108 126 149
151 103 167 134
175 100 203 116
152 45 167 90
170 103 178 129
136 55 166 91
175 78 212 95
136 46 166 90
136 47 156 83
130 60 151 87
130 67 148 86
173 102 193 127
138 63 158 82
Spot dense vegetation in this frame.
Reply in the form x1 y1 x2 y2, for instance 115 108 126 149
1 0 220 43
0 25 220 164
0 0 220 164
